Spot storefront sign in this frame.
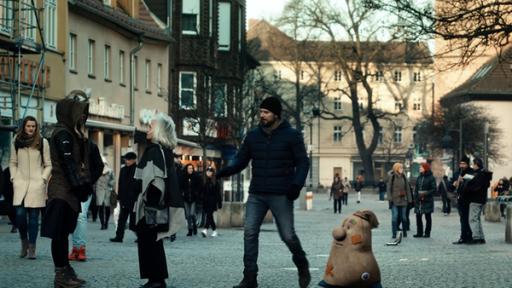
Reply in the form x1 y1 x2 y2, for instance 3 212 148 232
89 97 125 120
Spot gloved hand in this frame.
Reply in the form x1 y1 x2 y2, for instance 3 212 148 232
287 184 302 201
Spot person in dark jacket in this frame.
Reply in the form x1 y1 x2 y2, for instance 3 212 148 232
133 113 184 288
438 175 451 215
200 167 222 237
413 163 436 238
216 97 310 288
450 155 474 244
377 177 386 201
110 152 138 243
330 175 343 214
466 158 492 244
355 175 364 204
388 163 412 239
1 167 17 233
41 90 93 287
180 163 202 236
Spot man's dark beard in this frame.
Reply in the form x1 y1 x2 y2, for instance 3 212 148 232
260 117 275 128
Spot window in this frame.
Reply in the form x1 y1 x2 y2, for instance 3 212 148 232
413 72 422 82
180 72 196 109
21 0 36 41
274 70 282 80
104 45 111 80
394 127 402 143
394 100 402 111
157 63 163 95
87 39 95 76
238 6 243 51
394 70 402 82
44 0 57 49
300 70 304 80
334 70 342 81
133 56 139 89
358 97 365 110
334 95 342 111
333 126 342 143
413 97 421 111
218 2 231 51
144 60 151 92
119 50 125 84
182 0 199 34
68 34 77 71
209 0 213 36
214 83 227 117
103 0 112 5
0 0 13 34
374 70 383 82
378 127 383 144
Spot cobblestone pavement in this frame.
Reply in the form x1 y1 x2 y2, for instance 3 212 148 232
1 192 512 288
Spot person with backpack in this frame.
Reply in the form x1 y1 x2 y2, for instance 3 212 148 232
9 116 52 259
387 163 411 240
41 90 93 287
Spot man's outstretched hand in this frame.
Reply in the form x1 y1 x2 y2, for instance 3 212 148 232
287 184 302 201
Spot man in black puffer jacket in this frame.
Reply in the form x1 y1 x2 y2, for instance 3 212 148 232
217 97 310 288
465 158 492 244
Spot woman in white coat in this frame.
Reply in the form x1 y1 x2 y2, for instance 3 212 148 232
95 158 115 230
9 116 51 259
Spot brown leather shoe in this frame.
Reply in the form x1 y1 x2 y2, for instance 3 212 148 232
20 239 28 258
54 267 83 288
28 243 36 259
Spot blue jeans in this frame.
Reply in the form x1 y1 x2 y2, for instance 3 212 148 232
71 195 92 247
391 205 407 238
379 191 385 201
243 193 307 273
16 206 41 244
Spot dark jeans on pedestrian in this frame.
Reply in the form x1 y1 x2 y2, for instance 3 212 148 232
204 211 217 230
342 193 348 205
458 200 472 241
442 195 451 214
137 227 168 281
115 206 133 239
415 213 432 236
98 205 110 228
397 205 411 231
333 198 342 213
243 193 308 274
379 191 385 201
391 205 407 238
15 206 40 244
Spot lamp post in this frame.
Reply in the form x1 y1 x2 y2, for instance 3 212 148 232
312 107 321 189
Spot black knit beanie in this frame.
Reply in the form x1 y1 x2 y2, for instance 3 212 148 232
259 97 282 118
460 155 470 165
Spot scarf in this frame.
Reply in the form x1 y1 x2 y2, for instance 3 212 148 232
15 132 40 150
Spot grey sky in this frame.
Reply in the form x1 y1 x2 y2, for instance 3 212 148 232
247 0 288 21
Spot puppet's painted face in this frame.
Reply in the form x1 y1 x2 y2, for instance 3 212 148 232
332 216 368 250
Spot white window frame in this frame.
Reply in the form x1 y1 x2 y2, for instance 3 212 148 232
182 0 200 35
88 39 95 76
378 127 383 144
209 0 213 36
394 70 402 82
104 45 111 80
413 97 422 111
214 83 228 117
145 59 151 92
334 70 342 81
157 63 163 95
0 0 13 35
413 71 422 82
334 95 342 111
238 6 243 51
21 0 36 41
119 50 125 84
218 2 231 51
68 33 77 71
394 100 402 111
44 0 57 49
333 126 342 143
394 127 402 144
179 72 197 109
375 70 383 82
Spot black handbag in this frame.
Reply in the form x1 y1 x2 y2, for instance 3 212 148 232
144 204 170 233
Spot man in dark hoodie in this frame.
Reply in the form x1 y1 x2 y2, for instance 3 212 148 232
217 97 310 288
41 90 92 287
450 155 474 244
466 158 492 244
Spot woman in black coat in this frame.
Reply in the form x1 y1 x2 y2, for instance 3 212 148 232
180 164 202 236
413 163 436 238
200 167 222 237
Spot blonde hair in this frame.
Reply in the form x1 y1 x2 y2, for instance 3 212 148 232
392 162 403 174
151 112 177 149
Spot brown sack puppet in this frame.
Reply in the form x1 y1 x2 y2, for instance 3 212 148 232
319 210 382 288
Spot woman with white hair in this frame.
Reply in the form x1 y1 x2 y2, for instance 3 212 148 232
134 113 184 288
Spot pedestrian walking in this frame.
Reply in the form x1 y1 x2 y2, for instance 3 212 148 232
355 175 364 204
68 140 104 262
9 116 52 259
330 175 343 214
41 90 92 287
110 152 139 243
438 175 451 215
466 158 492 244
216 97 311 288
201 167 222 237
133 113 184 288
377 177 386 201
493 178 510 217
388 163 412 240
413 163 436 238
180 163 201 236
450 156 474 244
95 159 115 230
342 177 350 205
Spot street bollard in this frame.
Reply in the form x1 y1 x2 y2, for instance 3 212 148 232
306 191 313 211
506 206 512 243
